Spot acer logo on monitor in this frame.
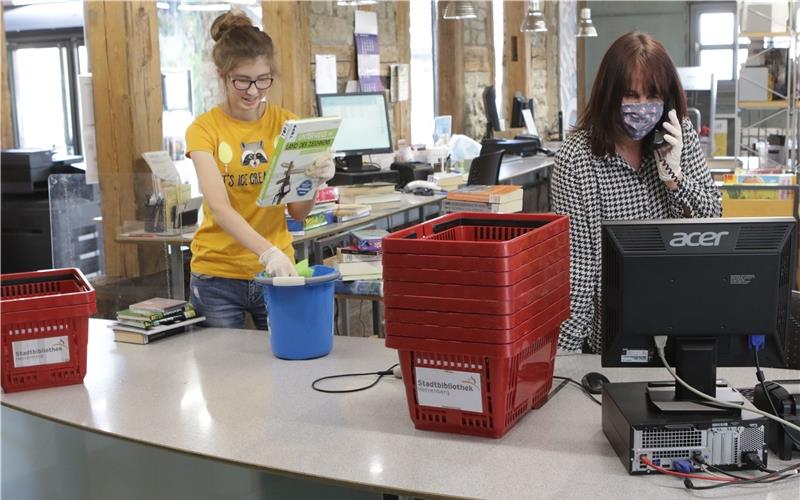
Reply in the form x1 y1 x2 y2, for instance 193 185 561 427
668 231 730 247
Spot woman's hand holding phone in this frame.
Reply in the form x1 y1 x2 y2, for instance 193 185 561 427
655 109 684 190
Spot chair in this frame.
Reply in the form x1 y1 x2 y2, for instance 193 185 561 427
467 149 505 185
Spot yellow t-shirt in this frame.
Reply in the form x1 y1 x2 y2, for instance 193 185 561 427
185 104 298 280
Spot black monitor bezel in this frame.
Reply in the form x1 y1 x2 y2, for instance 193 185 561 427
315 92 394 157
600 216 797 370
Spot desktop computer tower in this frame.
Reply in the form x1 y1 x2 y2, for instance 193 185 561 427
603 382 768 474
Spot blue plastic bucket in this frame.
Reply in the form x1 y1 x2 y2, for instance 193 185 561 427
256 265 340 360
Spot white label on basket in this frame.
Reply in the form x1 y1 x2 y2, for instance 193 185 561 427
415 367 483 413
12 336 70 368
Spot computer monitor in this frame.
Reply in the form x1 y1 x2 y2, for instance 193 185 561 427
316 92 393 172
482 85 501 140
601 217 796 411
510 91 534 129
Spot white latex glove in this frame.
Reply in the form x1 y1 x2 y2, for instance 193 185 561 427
259 247 298 277
305 154 336 183
655 109 684 185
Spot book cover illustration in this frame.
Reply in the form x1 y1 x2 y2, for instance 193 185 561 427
256 117 341 207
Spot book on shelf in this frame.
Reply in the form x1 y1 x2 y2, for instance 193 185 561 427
116 307 198 329
128 297 190 315
334 203 371 222
339 192 403 206
335 259 383 277
337 245 381 263
256 116 341 206
338 272 382 282
351 228 389 250
285 204 335 232
111 316 206 345
443 197 523 214
446 185 522 204
336 182 396 196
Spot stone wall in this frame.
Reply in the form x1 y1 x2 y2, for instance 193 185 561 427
462 2 494 140
307 1 404 139
528 0 560 138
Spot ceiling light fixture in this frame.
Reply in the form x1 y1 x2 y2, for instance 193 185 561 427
520 0 547 33
443 1 477 20
576 7 598 38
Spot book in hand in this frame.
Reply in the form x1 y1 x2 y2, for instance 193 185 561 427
111 316 206 345
256 116 341 207
446 185 522 204
128 297 190 315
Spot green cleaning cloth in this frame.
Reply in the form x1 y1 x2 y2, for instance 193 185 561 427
295 259 313 278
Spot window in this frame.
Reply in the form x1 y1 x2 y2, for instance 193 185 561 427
409 0 435 145
691 4 747 81
5 1 85 155
7 37 84 155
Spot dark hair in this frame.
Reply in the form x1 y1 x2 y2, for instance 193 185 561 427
577 32 687 156
210 10 275 76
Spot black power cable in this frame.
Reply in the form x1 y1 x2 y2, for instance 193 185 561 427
552 375 602 405
754 350 800 449
311 363 399 394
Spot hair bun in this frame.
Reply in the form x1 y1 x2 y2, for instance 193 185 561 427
210 10 253 42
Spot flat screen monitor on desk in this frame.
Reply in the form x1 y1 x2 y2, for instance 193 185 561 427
316 92 393 173
601 217 796 412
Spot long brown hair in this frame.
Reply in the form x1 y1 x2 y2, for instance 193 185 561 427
577 32 687 156
210 10 275 77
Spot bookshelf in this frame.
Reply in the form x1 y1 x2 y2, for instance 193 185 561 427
735 1 799 171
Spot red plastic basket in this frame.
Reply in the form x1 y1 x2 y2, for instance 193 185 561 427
385 289 569 344
386 322 561 438
383 258 568 315
382 231 568 286
1 268 96 393
382 212 569 258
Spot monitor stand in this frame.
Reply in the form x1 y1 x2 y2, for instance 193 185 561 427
336 154 380 173
645 337 744 414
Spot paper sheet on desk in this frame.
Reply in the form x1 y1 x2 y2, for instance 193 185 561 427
142 151 181 183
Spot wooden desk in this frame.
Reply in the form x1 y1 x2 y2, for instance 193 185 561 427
2 319 798 499
115 230 194 300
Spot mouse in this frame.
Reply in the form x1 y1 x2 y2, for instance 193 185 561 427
581 372 610 395
392 366 403 379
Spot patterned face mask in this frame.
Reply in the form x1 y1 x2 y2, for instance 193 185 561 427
620 101 664 141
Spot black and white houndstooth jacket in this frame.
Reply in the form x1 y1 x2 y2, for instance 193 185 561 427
550 118 722 353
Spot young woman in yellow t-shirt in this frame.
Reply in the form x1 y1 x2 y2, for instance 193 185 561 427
185 11 334 329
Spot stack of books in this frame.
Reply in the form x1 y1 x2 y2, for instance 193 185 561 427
332 228 389 282
430 172 466 191
334 203 371 223
112 297 205 345
337 182 402 209
443 185 523 213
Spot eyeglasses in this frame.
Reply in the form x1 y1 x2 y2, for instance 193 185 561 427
230 77 274 91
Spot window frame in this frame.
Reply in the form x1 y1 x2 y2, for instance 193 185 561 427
690 2 741 82
6 27 84 155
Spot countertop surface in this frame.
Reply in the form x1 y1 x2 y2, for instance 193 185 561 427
2 320 798 500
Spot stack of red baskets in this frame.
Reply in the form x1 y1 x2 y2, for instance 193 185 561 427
1 268 96 393
382 212 570 438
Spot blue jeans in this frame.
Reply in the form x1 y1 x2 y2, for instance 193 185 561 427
189 273 268 330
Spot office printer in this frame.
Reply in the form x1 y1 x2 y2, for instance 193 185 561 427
480 137 551 157
390 161 433 188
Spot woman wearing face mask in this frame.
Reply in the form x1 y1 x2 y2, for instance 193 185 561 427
551 32 721 353
184 10 335 329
